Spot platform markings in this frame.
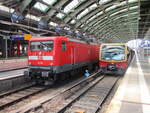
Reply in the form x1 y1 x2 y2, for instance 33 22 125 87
137 56 150 113
105 59 134 113
148 57 150 64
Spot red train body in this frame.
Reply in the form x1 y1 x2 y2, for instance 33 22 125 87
99 43 133 75
27 36 99 84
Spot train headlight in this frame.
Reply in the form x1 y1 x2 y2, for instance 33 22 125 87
50 63 53 65
28 62 31 65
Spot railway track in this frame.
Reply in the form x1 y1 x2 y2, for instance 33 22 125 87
0 67 27 73
34 76 118 113
2 71 101 113
0 83 47 110
62 76 118 113
7 70 118 113
0 71 101 112
0 70 119 113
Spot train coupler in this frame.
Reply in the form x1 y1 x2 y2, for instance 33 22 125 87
41 71 49 78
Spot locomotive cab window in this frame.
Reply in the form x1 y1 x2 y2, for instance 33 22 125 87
30 40 53 51
62 41 67 51
101 45 125 61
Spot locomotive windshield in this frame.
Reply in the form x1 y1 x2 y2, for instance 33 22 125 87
30 40 53 51
101 45 125 61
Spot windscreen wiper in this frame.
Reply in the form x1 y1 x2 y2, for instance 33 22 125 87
40 42 49 48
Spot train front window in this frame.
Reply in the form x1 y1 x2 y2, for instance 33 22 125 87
30 40 53 51
101 45 125 61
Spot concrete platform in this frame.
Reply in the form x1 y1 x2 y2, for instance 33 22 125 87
105 53 150 113
0 69 27 79
0 69 30 93
0 58 27 72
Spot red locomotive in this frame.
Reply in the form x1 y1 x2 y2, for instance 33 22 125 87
26 36 99 84
99 43 133 75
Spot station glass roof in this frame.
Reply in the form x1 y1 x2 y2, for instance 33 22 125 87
0 0 149 43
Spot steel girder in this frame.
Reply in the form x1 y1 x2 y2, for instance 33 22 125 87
92 17 139 40
87 15 138 34
89 15 138 35
19 0 34 14
64 0 96 23
39 0 69 22
82 2 138 31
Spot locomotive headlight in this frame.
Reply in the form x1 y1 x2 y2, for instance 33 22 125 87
42 56 53 60
50 63 53 65
28 62 31 65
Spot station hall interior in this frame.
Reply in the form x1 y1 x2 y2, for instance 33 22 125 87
0 0 150 113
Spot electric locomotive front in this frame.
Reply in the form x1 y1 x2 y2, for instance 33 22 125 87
27 37 56 84
26 36 70 84
99 43 128 75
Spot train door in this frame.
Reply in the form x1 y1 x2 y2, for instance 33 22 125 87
70 41 78 71
61 40 67 64
70 43 78 75
71 46 75 65
71 47 74 65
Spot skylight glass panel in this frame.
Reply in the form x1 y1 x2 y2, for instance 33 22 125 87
26 14 40 21
91 21 99 27
89 3 97 10
42 0 57 5
110 11 119 17
118 1 126 6
129 12 139 18
64 0 86 14
86 11 102 23
130 12 138 15
99 0 112 5
128 0 138 3
77 3 97 20
0 5 14 13
34 2 49 12
70 19 76 24
105 5 117 12
113 1 126 6
119 9 128 13
86 11 103 24
89 15 97 21
64 0 79 13
56 13 65 19
49 22 58 26
80 24 84 28
105 1 127 12
113 14 128 21
86 18 92 24
77 8 89 19
63 27 68 30
96 11 103 16
129 6 139 10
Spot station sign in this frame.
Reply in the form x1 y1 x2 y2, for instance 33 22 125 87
10 34 32 40
24 34 32 40
10 35 24 40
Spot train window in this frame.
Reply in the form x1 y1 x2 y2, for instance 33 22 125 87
30 40 53 51
101 45 125 61
62 41 66 51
